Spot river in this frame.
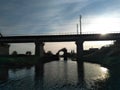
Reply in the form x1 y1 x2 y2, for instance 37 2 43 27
0 58 117 90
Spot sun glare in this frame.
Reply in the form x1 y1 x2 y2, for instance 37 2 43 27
84 16 120 34
100 31 108 35
100 67 108 73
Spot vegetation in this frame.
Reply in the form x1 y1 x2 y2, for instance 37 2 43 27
0 56 40 67
83 41 120 68
0 51 58 67
1 41 120 68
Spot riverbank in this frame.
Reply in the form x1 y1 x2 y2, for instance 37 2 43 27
0 55 59 67
83 43 120 68
0 56 39 67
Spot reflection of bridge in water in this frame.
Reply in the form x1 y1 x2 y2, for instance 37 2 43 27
0 33 120 60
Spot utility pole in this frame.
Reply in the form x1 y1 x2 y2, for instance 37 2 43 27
80 15 82 34
77 24 79 34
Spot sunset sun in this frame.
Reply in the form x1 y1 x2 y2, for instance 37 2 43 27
84 16 120 34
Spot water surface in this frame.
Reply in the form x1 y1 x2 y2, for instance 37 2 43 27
0 59 110 90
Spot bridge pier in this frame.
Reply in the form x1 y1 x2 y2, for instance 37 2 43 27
35 42 45 57
64 49 67 60
76 40 84 61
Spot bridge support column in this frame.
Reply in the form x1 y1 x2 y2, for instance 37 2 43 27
64 49 67 60
35 42 45 57
76 40 84 61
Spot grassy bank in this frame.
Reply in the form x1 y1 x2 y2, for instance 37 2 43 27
83 44 120 68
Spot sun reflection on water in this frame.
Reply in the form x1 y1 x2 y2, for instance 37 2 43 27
99 67 109 80
85 63 109 81
100 67 108 73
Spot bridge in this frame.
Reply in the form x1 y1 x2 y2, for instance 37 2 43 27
0 33 120 60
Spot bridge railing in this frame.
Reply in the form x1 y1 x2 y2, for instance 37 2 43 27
2 31 120 36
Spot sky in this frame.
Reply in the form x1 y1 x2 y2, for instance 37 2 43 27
0 0 120 54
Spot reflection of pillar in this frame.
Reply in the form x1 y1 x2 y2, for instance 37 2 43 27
35 63 44 79
76 40 84 61
34 63 44 90
35 42 44 57
63 61 68 84
0 67 8 81
77 61 84 86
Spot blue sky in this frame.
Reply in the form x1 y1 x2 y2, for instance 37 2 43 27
1 0 120 35
0 0 120 54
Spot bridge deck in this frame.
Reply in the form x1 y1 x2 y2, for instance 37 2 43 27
0 33 120 43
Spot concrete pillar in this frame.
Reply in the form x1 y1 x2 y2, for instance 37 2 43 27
35 63 44 89
64 49 67 60
35 42 44 57
76 40 84 61
77 61 84 85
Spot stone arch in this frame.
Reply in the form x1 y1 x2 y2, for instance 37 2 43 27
56 48 67 60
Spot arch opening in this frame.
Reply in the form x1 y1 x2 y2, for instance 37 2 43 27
56 48 67 60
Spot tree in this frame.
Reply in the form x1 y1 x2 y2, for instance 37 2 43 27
12 51 17 55
46 51 53 56
26 51 32 55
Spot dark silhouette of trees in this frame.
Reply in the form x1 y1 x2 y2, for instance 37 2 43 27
12 51 17 55
46 51 53 56
26 51 32 55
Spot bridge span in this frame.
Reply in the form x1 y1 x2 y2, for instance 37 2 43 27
0 33 120 43
0 33 120 60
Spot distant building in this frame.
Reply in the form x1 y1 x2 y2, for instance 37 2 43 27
0 43 10 55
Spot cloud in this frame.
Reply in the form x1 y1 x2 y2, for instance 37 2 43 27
0 0 94 35
1 0 119 53
0 0 120 36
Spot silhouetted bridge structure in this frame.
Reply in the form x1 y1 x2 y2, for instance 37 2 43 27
0 33 120 60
